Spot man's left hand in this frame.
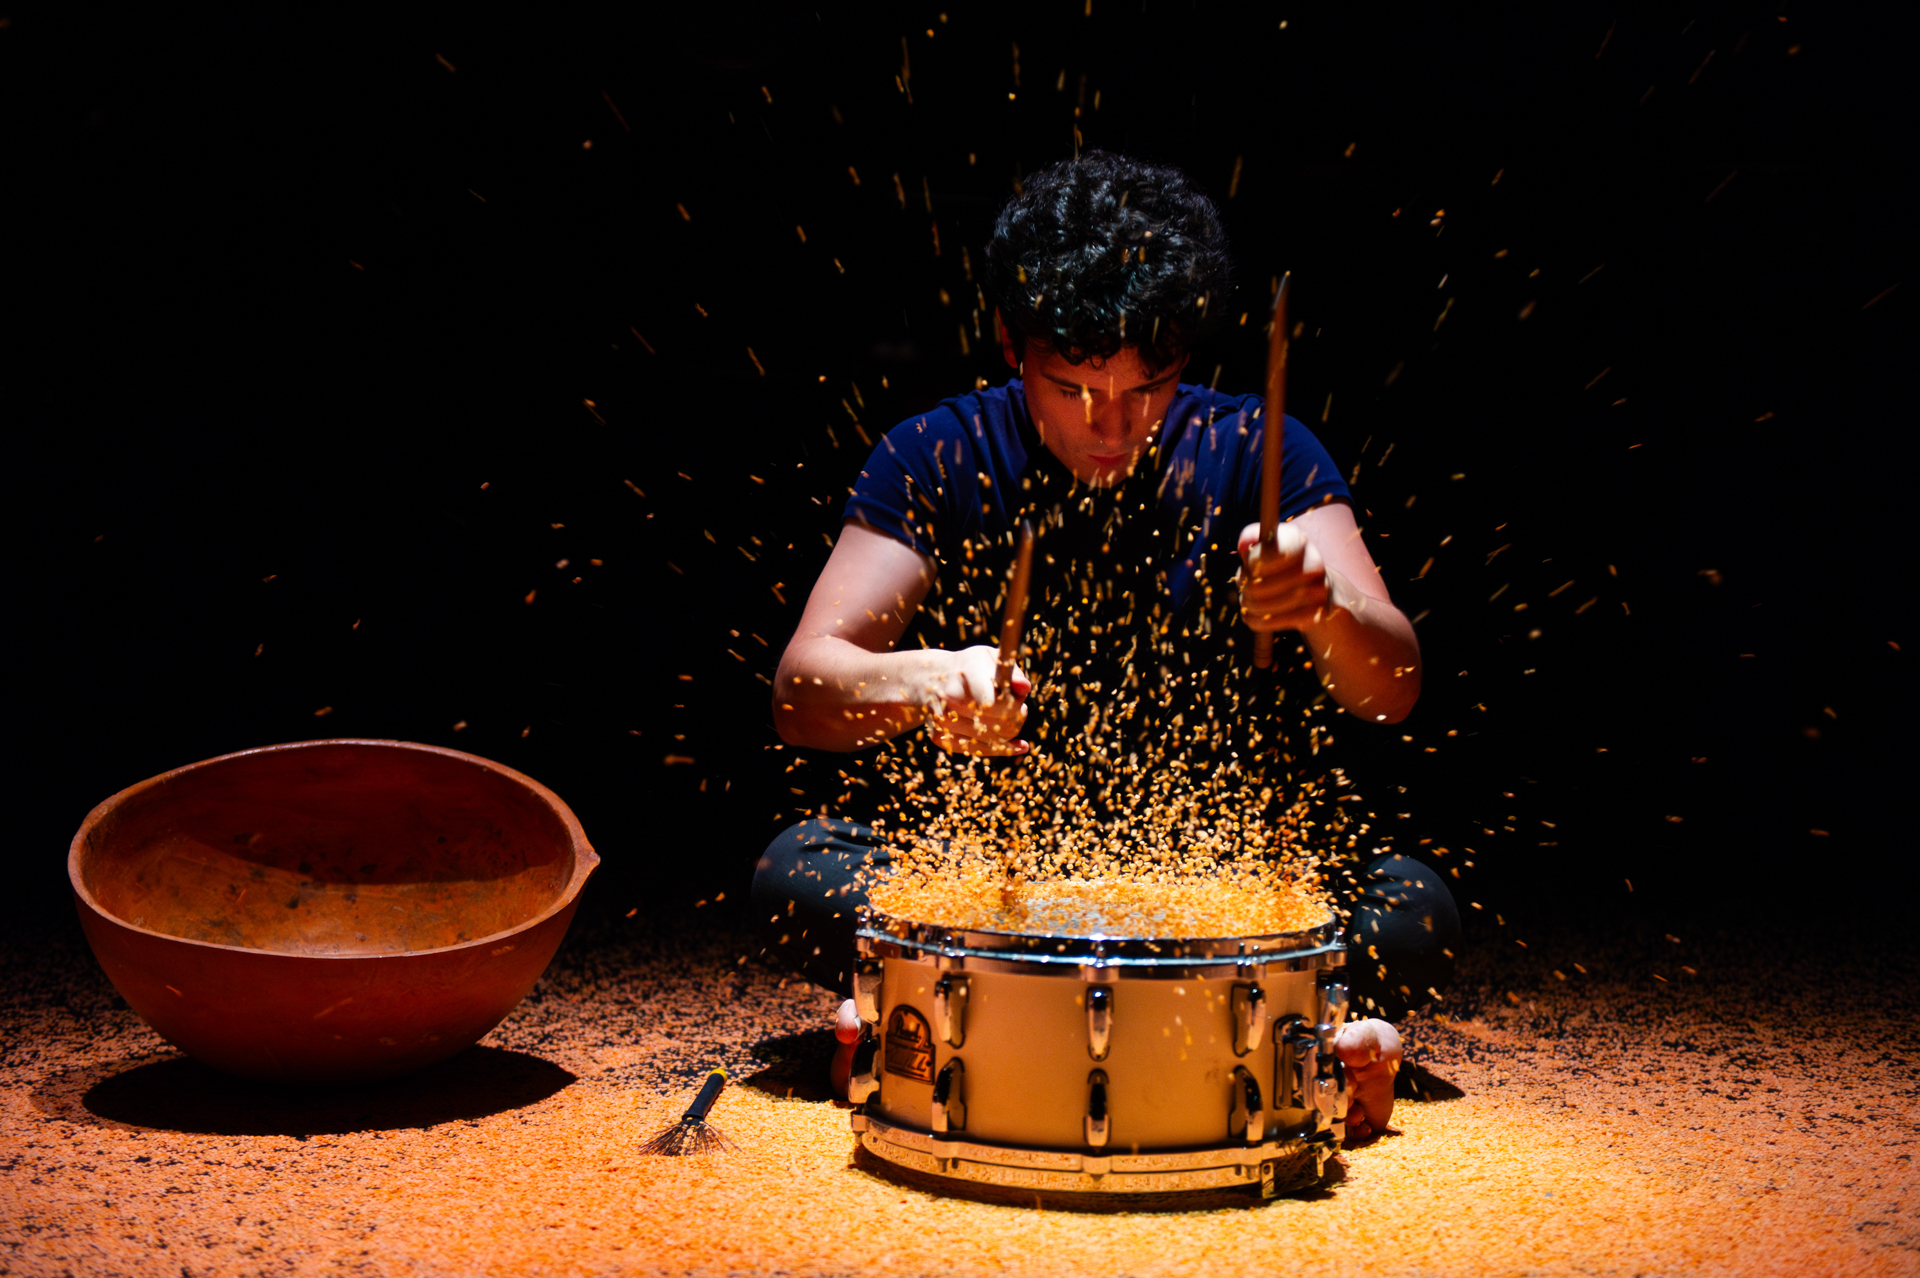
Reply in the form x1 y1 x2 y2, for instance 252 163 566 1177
1237 521 1333 634
1333 1017 1402 1142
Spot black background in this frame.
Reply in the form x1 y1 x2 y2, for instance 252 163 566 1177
10 4 1910 938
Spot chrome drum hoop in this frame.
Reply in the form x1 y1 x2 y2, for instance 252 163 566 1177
851 1110 1334 1197
854 910 1348 980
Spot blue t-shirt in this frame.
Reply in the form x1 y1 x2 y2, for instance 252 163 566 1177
846 379 1350 615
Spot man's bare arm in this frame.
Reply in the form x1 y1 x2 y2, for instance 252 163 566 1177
1238 502 1421 724
773 521 1028 753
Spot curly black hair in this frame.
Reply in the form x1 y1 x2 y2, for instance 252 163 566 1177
985 150 1232 370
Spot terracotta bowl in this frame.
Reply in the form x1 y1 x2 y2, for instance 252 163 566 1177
69 739 599 1084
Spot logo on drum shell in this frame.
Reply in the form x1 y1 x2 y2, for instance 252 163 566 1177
884 1006 936 1083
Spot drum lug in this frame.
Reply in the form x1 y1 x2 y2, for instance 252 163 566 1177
1231 982 1268 1056
852 959 883 1026
1278 1016 1318 1114
933 973 969 1048
846 1035 880 1105
1084 1068 1110 1149
1317 972 1350 1031
1229 1065 1265 1144
1085 986 1113 1061
930 1058 966 1134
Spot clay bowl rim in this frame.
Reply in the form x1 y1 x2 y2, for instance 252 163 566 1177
68 737 601 961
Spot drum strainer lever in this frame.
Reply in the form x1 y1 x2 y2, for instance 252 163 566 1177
1277 1014 1350 1138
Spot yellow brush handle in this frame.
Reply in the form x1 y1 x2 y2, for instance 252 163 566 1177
683 1068 728 1122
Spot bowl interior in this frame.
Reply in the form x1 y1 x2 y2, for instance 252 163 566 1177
76 742 580 956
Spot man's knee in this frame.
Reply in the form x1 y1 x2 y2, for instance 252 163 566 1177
753 820 836 933
753 818 878 894
753 821 806 888
749 818 881 996
1347 853 1462 1021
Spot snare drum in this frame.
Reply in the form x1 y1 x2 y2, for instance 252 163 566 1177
847 909 1351 1199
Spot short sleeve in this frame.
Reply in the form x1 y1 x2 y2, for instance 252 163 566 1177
1276 414 1350 520
1216 405 1351 529
844 412 964 557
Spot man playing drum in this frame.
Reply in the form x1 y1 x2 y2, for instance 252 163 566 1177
754 151 1459 1142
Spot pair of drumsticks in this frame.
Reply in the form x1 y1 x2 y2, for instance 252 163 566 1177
989 274 1292 695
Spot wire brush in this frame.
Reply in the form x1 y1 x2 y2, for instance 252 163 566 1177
638 1068 736 1155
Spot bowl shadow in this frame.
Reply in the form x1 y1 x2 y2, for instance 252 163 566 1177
34 1045 576 1137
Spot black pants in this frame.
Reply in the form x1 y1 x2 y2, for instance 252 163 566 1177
750 817 1462 1023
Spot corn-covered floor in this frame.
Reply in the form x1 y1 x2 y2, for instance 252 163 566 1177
4 907 1913 1277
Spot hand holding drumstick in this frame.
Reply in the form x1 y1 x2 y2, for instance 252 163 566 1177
1235 275 1416 723
922 522 1035 756
920 649 1030 755
1239 521 1333 635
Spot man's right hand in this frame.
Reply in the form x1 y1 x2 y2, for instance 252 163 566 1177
922 644 1030 756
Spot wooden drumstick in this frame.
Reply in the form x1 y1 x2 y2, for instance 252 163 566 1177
993 520 1037 898
1253 274 1291 670
994 519 1036 699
